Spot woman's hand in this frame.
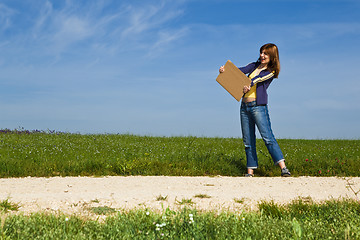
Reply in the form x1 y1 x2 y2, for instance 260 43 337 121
243 85 251 93
219 65 225 73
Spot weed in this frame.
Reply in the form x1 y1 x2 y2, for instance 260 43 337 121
204 183 215 186
0 199 19 213
258 200 283 218
194 194 211 199
345 177 360 202
176 198 194 205
89 206 116 215
234 197 245 204
155 195 168 201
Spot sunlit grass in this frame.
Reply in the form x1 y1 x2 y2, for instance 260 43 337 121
0 129 359 177
1 199 359 239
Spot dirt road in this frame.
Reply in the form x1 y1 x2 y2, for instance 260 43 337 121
1 176 359 216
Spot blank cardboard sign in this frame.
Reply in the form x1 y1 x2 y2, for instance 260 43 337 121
216 60 251 101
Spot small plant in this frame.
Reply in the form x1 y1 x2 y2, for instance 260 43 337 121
89 206 116 215
0 198 20 213
155 195 168 201
176 198 194 205
234 197 245 204
204 184 215 186
345 177 360 202
258 200 283 218
194 194 211 199
298 196 313 204
91 199 100 203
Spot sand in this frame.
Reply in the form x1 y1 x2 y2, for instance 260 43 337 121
1 176 359 216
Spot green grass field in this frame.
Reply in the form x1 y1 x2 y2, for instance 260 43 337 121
1 129 359 239
0 129 359 177
1 199 360 239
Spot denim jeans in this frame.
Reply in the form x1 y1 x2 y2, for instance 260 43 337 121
240 101 284 169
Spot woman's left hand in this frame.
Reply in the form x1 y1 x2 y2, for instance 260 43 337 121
243 86 251 93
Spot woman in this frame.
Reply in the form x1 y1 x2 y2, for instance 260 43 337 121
219 43 290 177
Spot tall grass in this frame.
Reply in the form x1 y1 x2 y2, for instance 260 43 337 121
1 199 359 239
0 129 359 177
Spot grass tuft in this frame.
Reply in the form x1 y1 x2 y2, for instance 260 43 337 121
194 194 211 199
89 206 116 215
234 197 245 204
155 195 168 201
0 199 19 213
176 198 194 205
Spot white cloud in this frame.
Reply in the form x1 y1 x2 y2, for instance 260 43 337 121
0 3 15 32
52 16 93 48
146 27 189 58
1 1 188 63
32 1 53 38
121 2 183 37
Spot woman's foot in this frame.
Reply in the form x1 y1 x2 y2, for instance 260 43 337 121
281 167 291 177
246 169 254 177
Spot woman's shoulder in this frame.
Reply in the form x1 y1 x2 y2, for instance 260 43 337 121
258 69 273 79
240 62 258 71
239 61 260 74
245 62 258 68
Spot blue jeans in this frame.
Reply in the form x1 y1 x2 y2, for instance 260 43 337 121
240 101 284 169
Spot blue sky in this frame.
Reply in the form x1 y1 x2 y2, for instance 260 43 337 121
0 0 359 139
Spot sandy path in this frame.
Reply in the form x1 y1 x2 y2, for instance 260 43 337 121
1 176 359 216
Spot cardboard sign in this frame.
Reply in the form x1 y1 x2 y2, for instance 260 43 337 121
216 60 251 101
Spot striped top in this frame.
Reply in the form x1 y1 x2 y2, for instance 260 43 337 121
238 62 276 105
243 70 258 98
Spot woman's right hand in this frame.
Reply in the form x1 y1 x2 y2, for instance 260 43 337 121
219 65 225 73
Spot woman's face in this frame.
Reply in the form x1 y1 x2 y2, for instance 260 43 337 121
260 50 270 65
